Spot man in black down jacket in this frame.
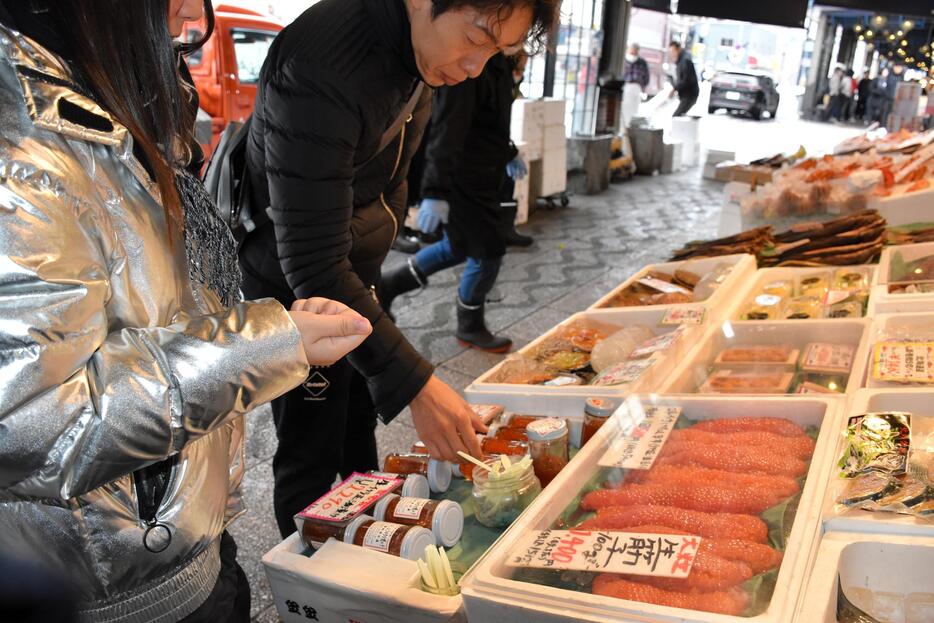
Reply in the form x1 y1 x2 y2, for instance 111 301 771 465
379 52 522 353
238 0 557 537
669 40 699 117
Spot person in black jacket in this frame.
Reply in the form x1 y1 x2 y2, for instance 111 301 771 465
379 52 523 352
668 40 699 117
238 0 558 537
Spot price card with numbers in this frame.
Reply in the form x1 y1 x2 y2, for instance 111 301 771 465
298 473 401 523
507 530 700 578
660 305 707 326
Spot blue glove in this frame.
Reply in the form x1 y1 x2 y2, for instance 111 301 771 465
417 198 450 233
506 156 528 180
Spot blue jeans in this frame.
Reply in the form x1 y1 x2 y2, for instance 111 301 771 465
414 234 502 306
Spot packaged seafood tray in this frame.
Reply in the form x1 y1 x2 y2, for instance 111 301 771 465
823 389 934 537
466 308 705 407
865 313 934 389
796 531 934 623
662 319 871 397
588 254 756 322
872 242 934 314
460 395 840 623
730 266 875 322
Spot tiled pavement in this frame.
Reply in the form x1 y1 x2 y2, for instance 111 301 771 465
234 168 725 622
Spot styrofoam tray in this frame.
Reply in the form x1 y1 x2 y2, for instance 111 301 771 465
869 185 934 227
796 531 934 623
461 395 840 623
466 308 707 406
821 389 934 537
662 318 872 396
872 242 934 315
588 254 757 323
865 312 934 388
727 265 877 322
263 534 465 623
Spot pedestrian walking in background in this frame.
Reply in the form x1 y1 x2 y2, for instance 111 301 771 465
622 43 649 127
668 40 699 117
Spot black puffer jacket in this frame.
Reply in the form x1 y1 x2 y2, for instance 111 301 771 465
673 50 699 98
240 0 433 422
421 53 517 259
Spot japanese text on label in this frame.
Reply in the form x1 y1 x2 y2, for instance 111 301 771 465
598 406 682 470
299 473 401 523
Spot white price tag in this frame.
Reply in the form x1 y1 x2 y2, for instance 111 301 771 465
507 529 700 578
637 277 692 296
362 521 402 553
298 473 401 523
630 326 687 359
392 498 429 521
591 357 657 387
598 406 682 470
660 306 707 326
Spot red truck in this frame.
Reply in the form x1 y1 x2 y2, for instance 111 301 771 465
183 4 283 158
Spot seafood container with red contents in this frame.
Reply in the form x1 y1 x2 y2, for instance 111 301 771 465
460 395 839 623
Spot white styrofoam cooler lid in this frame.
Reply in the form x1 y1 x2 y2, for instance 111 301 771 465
460 395 841 623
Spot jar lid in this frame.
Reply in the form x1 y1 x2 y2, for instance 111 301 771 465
431 500 465 548
401 474 431 499
342 514 373 545
585 397 621 418
526 417 568 442
427 459 452 493
399 526 436 561
372 494 399 521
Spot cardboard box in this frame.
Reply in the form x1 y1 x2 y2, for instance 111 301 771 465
543 124 565 150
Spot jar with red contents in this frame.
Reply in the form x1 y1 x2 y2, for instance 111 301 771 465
490 425 528 443
502 414 542 430
452 437 529 480
581 397 622 446
526 418 569 487
343 516 434 560
383 453 451 493
373 494 464 547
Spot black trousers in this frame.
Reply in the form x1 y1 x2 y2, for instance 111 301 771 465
673 93 698 117
181 532 250 623
240 257 380 537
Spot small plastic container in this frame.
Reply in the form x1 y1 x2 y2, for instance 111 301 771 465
471 459 541 529
453 437 529 480
373 494 464 547
581 397 621 446
526 418 569 487
741 294 785 320
798 273 830 299
383 453 451 493
761 279 794 299
784 295 822 320
343 516 435 561
364 470 431 499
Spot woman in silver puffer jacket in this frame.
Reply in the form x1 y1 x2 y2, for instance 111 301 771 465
0 1 371 621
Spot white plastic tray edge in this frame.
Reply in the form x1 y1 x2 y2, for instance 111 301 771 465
871 242 934 315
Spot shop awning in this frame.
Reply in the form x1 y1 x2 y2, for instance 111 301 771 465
675 0 810 28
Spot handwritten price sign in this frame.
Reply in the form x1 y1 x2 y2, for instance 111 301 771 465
661 306 707 326
598 406 682 470
298 473 401 523
507 530 700 578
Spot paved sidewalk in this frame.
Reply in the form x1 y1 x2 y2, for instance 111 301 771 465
233 169 725 622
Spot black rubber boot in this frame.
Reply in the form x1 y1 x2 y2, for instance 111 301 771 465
378 258 427 318
505 228 534 247
391 228 421 254
455 298 512 354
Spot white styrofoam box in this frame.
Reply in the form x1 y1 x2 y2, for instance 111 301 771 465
662 318 872 396
796 532 934 623
462 394 840 623
728 265 878 322
517 135 542 162
510 99 544 146
466 307 705 407
264 534 466 623
872 242 934 314
669 117 700 167
589 253 757 325
513 171 530 225
539 146 567 197
705 149 736 165
543 124 566 151
661 141 682 174
511 123 542 150
820 389 934 537
541 98 566 127
865 312 934 388
869 186 934 227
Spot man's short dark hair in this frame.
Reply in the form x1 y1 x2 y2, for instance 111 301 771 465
431 0 560 53
669 40 682 49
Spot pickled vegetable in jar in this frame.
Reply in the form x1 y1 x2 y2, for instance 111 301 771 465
526 418 569 487
383 453 452 493
581 397 621 446
373 494 464 547
471 459 541 528
343 516 434 560
364 470 431 499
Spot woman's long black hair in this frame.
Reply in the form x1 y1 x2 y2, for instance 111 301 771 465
27 0 215 236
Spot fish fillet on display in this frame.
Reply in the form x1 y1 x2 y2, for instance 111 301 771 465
577 505 769 543
658 441 808 477
668 428 816 460
690 417 807 438
591 575 750 616
581 482 785 515
624 464 801 499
